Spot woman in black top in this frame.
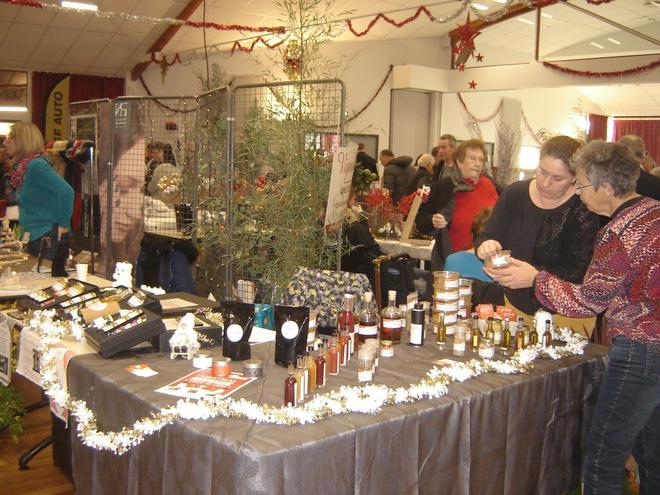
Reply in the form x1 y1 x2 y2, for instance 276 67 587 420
475 136 599 333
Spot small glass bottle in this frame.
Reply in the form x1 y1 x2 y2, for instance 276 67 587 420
515 321 526 351
358 291 379 344
306 348 317 392
380 290 402 344
284 364 297 407
502 319 512 354
339 330 350 367
357 350 374 382
529 325 539 346
492 318 503 346
542 319 553 347
338 293 355 355
436 314 447 348
295 356 306 401
485 317 495 343
328 335 339 375
471 317 481 351
452 322 466 357
315 347 327 388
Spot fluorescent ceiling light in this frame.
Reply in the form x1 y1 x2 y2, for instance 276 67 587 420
61 1 98 11
493 0 508 3
590 42 605 49
517 17 535 25
607 37 621 45
471 3 489 11
0 106 28 112
541 13 553 19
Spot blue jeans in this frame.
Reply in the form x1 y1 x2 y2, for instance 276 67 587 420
583 336 660 494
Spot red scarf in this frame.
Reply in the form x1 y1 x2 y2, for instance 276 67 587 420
10 152 51 190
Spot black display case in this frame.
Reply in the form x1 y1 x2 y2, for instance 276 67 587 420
151 292 220 316
17 278 99 311
150 313 223 353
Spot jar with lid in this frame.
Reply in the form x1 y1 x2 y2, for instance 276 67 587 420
357 350 374 382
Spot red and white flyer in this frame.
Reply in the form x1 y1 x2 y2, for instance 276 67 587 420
156 369 256 400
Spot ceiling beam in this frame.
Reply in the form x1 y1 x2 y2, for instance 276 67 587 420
130 0 204 81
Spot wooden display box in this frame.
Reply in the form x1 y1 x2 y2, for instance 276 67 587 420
17 278 99 311
84 307 165 358
150 313 223 353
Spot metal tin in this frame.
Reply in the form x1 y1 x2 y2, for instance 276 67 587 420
212 357 232 377
192 353 212 369
243 359 263 377
380 340 394 357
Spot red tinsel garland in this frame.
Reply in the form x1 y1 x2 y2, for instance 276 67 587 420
231 36 287 55
7 0 41 7
347 6 434 37
184 21 284 34
151 52 182 67
542 59 660 78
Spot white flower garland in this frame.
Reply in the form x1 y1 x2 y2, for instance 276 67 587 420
29 311 589 455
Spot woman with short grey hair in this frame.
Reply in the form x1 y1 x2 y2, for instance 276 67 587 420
504 140 659 494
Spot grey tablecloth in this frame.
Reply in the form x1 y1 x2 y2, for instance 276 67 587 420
68 341 608 495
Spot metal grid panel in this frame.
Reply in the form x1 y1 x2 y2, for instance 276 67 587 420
224 80 345 303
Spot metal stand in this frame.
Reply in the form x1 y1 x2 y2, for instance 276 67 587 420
16 392 52 470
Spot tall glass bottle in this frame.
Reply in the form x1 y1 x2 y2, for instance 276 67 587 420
306 347 317 392
295 356 306 401
492 318 503 346
380 290 402 344
436 314 447 348
485 317 495 342
409 302 425 347
338 293 356 355
542 319 553 347
515 318 526 351
315 348 326 388
328 334 339 375
529 325 539 346
284 364 297 407
358 291 379 344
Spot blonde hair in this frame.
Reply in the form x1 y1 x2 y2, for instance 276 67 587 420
9 122 45 158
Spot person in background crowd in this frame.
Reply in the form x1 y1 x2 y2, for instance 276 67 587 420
406 153 435 195
377 149 394 186
432 133 457 181
430 145 441 164
145 141 175 194
417 139 499 269
618 134 660 201
445 206 494 282
383 155 414 206
356 142 378 178
3 122 74 276
477 135 599 334
503 141 659 495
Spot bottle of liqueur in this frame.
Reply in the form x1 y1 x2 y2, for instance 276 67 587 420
502 318 512 354
515 318 526 351
328 335 340 376
306 349 317 393
485 317 495 343
338 294 356 355
452 316 467 357
358 291 379 344
436 314 447 348
529 324 539 346
380 290 402 344
339 330 350 367
409 302 425 347
284 364 297 407
295 356 306 401
315 347 327 388
542 319 553 347
492 318 503 346
471 312 481 351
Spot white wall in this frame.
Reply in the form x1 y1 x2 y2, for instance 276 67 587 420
126 36 451 154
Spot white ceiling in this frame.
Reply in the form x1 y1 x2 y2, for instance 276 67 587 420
0 0 658 115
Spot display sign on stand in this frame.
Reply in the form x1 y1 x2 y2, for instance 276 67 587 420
324 143 358 229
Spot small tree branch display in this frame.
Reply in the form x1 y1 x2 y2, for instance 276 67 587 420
494 120 522 186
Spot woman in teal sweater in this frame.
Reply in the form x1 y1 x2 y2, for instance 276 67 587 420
4 122 74 275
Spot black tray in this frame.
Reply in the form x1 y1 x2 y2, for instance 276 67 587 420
84 307 165 358
150 313 223 353
151 292 219 316
17 278 99 311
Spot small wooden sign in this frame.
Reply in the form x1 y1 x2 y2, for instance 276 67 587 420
400 195 432 245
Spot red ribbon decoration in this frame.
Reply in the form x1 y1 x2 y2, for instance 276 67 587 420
230 36 287 55
150 52 182 66
7 0 42 7
347 6 434 37
184 21 285 34
542 59 660 78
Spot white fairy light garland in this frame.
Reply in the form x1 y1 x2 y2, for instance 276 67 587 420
29 311 589 455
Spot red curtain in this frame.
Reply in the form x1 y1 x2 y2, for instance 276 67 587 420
612 119 660 168
31 71 125 134
588 114 608 142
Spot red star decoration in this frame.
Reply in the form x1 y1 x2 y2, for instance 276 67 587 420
452 46 461 56
476 53 484 62
454 13 481 55
468 80 477 89
458 63 466 72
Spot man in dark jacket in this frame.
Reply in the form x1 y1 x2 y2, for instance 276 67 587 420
618 135 660 201
432 134 457 181
383 155 414 206
356 143 378 178
406 153 435 195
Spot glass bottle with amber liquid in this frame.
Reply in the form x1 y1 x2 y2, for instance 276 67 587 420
284 364 297 407
542 320 553 347
529 324 539 346
485 317 495 343
358 291 379 344
515 318 526 351
306 348 317 393
380 290 402 344
436 314 447 348
315 346 327 388
501 318 512 355
328 335 340 375
471 314 481 352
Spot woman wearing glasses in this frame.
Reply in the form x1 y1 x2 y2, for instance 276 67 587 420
475 135 599 333
501 141 659 494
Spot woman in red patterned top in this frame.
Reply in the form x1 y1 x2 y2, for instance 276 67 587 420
495 141 659 495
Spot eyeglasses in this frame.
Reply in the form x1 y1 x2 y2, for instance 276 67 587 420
574 183 593 192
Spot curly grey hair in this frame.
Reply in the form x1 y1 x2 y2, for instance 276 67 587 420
571 140 640 197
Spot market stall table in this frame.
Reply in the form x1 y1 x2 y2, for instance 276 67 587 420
67 340 608 495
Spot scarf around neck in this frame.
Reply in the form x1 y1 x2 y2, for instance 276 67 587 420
10 152 53 190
